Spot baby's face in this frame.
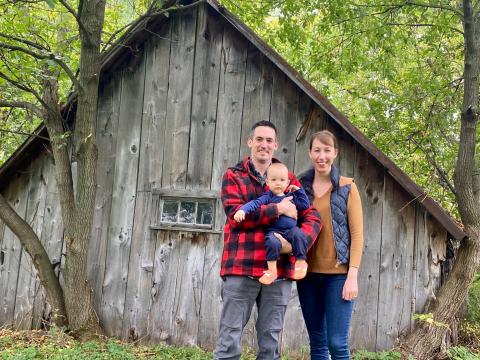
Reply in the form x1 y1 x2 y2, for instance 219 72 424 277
266 167 289 195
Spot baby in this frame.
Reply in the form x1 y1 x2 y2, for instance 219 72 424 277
234 163 310 285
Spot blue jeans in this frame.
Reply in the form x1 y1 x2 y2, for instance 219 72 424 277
297 273 353 360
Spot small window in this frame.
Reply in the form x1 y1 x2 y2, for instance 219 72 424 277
151 189 218 232
158 199 214 228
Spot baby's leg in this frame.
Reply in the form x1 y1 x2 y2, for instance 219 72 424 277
264 232 282 261
284 227 308 259
284 227 308 280
260 232 281 285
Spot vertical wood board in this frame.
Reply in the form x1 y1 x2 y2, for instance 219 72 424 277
14 156 48 329
197 233 223 349
350 146 384 351
211 25 248 231
136 23 172 191
187 4 224 190
121 21 172 341
413 208 446 315
0 173 29 326
161 7 197 189
269 68 298 168
148 231 206 346
31 156 65 329
293 100 326 175
239 47 273 157
376 174 415 349
101 50 146 337
88 75 123 310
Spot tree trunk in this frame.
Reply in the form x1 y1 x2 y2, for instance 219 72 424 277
0 193 67 326
399 1 480 358
61 0 106 339
399 231 480 359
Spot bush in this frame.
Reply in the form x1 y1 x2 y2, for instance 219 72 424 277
466 273 480 325
448 346 480 360
458 321 480 353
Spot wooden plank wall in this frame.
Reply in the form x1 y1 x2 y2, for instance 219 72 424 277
0 2 451 355
0 154 64 330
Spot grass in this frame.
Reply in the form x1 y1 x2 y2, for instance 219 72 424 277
1 327 480 359
0 328 213 360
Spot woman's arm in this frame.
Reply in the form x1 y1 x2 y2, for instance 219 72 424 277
343 182 364 300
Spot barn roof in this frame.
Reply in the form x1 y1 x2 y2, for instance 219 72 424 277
0 0 465 240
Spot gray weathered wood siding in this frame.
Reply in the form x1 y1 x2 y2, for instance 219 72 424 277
0 2 449 354
0 154 64 330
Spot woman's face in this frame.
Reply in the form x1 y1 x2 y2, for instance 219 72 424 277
308 138 338 176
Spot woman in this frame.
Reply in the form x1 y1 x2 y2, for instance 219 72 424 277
297 130 364 360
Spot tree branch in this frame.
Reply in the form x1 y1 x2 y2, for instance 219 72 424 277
102 0 202 51
351 1 463 17
385 22 465 35
407 135 456 195
0 32 48 51
335 5 404 26
56 0 92 46
0 71 60 119
0 128 50 141
0 41 80 90
0 100 44 118
402 1 463 17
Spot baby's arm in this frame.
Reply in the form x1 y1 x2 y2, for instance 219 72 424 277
292 187 310 212
234 209 246 222
234 192 273 222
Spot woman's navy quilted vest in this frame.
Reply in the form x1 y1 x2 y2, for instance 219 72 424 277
299 165 351 265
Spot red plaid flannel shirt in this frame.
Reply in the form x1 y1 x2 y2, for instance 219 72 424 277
220 157 322 279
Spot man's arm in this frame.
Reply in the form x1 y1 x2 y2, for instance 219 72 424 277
290 175 322 249
297 206 322 250
221 170 278 229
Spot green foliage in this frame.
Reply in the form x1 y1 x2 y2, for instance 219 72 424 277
352 349 401 360
220 0 465 218
447 346 480 360
412 312 449 329
466 273 480 324
0 0 151 166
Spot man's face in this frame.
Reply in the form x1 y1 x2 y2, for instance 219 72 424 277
248 126 278 164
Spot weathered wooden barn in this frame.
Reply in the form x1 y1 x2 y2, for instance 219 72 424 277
0 0 465 354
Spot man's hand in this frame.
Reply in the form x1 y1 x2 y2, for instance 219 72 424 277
275 233 293 254
234 210 246 222
276 196 297 220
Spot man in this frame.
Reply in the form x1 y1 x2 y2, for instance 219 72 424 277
214 121 322 360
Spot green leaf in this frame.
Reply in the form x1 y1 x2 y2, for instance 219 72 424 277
44 0 56 9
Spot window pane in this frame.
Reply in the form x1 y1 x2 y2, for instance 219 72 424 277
179 201 196 224
197 202 213 225
161 201 178 223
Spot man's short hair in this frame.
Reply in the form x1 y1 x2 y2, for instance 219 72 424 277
250 120 278 138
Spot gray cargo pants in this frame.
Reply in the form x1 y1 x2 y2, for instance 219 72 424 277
213 275 292 360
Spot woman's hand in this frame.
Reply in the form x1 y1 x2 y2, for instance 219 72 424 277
342 267 359 301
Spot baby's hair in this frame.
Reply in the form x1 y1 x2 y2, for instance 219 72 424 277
266 163 289 177
309 130 337 150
